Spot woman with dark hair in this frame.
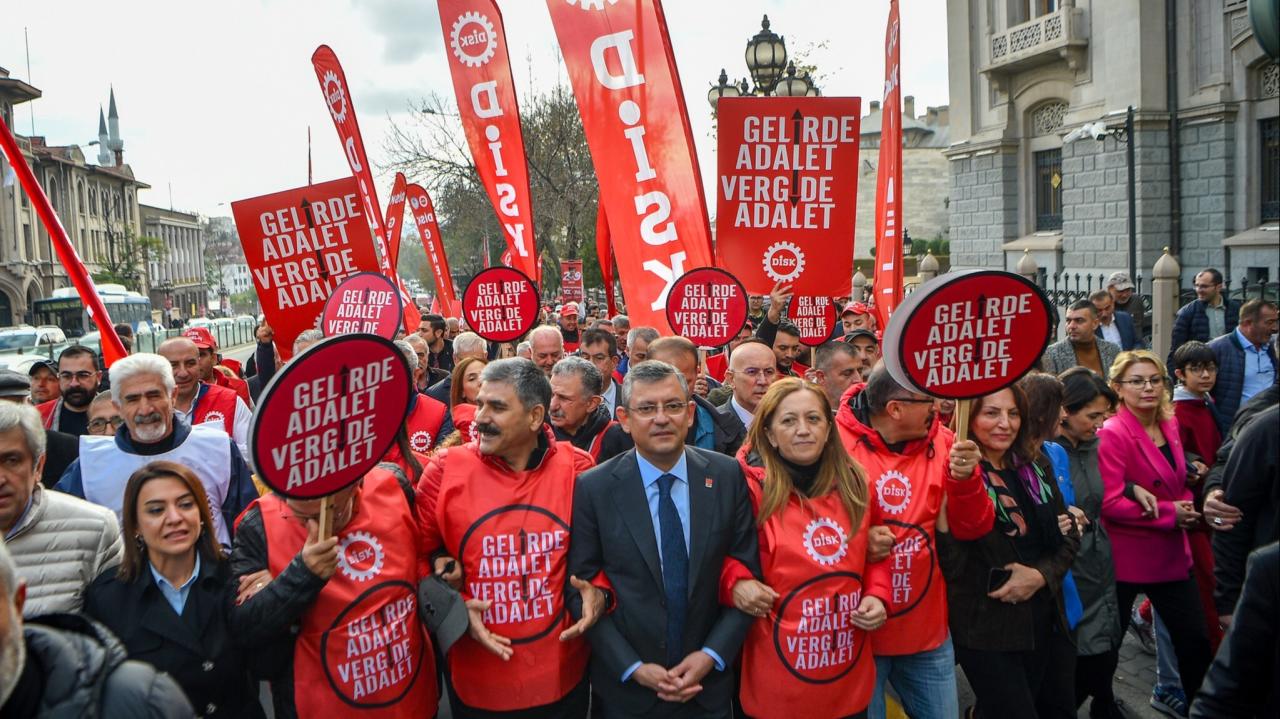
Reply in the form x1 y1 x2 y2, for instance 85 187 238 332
721 377 890 719
1054 368 1130 718
448 356 487 444
85 460 264 718
1099 350 1212 707
939 382 1079 718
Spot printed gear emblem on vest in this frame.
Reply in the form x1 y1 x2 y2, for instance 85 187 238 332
337 531 385 582
322 70 347 124
203 410 226 426
762 241 806 283
876 470 912 515
409 430 433 453
803 517 849 566
450 11 497 68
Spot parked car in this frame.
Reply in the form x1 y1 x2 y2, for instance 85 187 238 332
0 325 67 351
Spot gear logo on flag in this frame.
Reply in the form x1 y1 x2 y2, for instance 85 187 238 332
322 70 347 125
450 11 497 68
762 241 806 283
565 0 620 10
803 517 848 566
337 531 385 582
876 470 912 515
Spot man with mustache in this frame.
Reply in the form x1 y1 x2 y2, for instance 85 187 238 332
417 358 605 717
35 345 101 437
54 353 257 549
156 337 251 460
550 356 615 461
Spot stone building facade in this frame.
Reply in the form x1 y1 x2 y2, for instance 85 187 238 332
141 204 206 323
0 68 153 326
945 0 1279 288
855 97 952 257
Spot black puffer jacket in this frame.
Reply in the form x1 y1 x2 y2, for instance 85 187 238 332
551 405 614 454
12 613 192 718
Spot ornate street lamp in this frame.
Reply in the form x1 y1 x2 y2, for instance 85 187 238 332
772 61 812 97
744 15 788 95
706 68 743 110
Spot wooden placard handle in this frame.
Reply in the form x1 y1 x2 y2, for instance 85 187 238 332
953 398 971 442
317 495 336 540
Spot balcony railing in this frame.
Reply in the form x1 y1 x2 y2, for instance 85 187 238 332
983 6 1089 77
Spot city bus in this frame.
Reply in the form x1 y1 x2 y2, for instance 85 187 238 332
31 284 153 338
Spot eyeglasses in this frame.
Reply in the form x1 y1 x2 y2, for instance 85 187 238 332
738 367 777 380
58 371 97 382
1183 364 1217 375
626 401 689 419
1119 377 1164 389
88 417 125 431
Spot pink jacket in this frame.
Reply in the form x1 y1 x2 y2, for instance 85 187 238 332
1097 407 1193 583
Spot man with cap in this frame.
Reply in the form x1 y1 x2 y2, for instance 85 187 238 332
560 301 582 352
0 370 78 488
1107 271 1147 341
846 328 881 375
182 326 251 405
841 301 876 335
26 360 60 405
35 345 100 437
157 337 252 459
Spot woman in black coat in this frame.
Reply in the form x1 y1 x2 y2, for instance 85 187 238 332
85 460 265 718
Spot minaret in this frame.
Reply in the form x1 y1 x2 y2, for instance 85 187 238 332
97 105 113 166
107 86 123 166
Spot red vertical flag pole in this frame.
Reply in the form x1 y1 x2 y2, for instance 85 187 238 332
872 0 904 329
0 117 127 365
595 203 617 317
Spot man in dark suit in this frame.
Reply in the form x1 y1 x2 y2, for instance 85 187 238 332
569 360 761 718
1092 289 1145 350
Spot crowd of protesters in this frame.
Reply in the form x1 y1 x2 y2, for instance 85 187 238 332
0 269 1275 719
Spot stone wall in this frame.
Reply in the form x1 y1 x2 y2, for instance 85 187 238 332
946 149 1018 269
1178 119 1236 283
854 148 952 257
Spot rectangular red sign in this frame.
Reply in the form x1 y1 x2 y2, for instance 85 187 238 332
561 260 584 303
716 96 861 296
231 177 382 359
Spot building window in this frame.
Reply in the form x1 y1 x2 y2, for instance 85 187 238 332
1034 148 1063 231
1262 116 1279 222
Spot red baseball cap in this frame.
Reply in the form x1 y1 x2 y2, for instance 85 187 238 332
841 301 871 317
183 326 217 350
560 302 578 317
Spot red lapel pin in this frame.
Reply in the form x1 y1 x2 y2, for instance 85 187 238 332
705 477 714 489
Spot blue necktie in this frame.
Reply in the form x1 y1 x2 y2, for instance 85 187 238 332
657 473 689 666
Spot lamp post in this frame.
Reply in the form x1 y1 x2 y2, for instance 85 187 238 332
709 15 820 110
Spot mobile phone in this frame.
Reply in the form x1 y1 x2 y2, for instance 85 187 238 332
987 567 1013 593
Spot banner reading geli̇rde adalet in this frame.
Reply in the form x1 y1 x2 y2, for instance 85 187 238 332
716 96 861 296
438 0 542 285
547 0 715 333
231 177 382 359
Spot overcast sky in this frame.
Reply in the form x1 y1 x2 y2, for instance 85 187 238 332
4 0 949 220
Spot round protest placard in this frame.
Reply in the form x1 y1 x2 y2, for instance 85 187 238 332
882 270 1053 400
789 295 838 346
251 334 412 498
321 272 403 339
664 268 748 348
462 266 540 343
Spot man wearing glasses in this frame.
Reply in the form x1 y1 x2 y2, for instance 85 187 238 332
1170 268 1240 362
719 341 779 437
85 392 123 437
35 345 100 437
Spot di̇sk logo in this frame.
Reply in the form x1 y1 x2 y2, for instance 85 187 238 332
409 430 433 453
202 410 226 427
322 70 347 124
763 241 806 283
803 518 848 566
876 470 912 515
450 12 497 68
338 531 385 582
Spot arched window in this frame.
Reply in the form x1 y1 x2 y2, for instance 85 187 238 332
77 180 87 214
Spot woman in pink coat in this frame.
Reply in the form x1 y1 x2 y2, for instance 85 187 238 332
1097 350 1212 700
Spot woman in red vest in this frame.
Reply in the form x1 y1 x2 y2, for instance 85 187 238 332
447 357 487 445
720 378 891 719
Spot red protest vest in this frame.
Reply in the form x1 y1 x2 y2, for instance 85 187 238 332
835 387 952 657
406 394 448 453
37 399 56 429
432 436 592 711
192 383 238 436
451 403 477 444
258 471 437 717
215 372 251 405
737 457 888 718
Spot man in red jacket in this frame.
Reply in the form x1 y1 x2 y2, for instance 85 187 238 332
835 365 993 719
418 358 603 717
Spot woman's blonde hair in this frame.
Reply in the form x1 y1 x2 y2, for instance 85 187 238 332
1108 349 1175 421
747 378 869 529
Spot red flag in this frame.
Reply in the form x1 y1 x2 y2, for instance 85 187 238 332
380 172 419 333
872 0 903 329
438 0 541 285
0 117 127 365
482 234 491 268
547 0 714 333
500 249 513 267
595 203 617 316
406 184 461 318
312 46 396 282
